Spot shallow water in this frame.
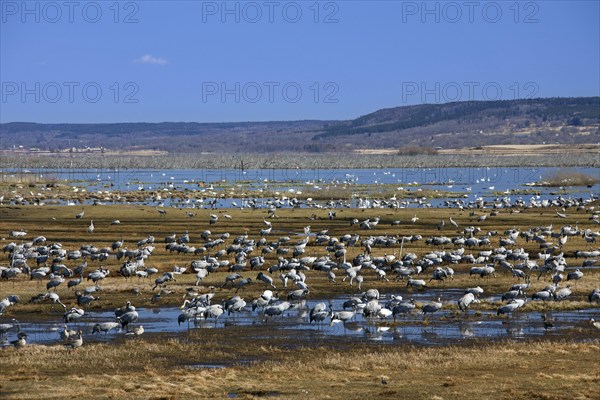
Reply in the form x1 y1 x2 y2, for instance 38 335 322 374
4 166 598 209
3 292 598 347
7 166 595 189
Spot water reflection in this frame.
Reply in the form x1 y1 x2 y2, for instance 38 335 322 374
4 292 598 347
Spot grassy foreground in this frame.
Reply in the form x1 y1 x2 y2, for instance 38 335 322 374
1 337 598 400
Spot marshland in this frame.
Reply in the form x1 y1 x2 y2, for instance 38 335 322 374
3 0 599 397
0 163 599 399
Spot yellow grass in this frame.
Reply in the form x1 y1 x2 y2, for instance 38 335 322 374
0 339 598 399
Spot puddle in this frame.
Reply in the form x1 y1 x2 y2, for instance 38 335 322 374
235 391 281 398
186 364 225 369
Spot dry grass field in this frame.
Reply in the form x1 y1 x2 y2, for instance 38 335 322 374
1 337 598 399
1 205 599 310
356 144 600 157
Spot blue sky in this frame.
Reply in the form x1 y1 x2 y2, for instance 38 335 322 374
1 0 598 123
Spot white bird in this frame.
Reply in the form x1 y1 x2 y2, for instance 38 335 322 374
225 296 247 315
356 275 364 290
458 293 479 312
117 310 139 329
531 290 553 302
559 235 568 246
0 318 20 338
115 301 136 318
263 301 292 320
330 309 356 326
59 324 77 341
566 269 583 282
9 230 27 238
204 304 224 321
554 285 572 301
65 330 83 349
252 290 278 311
377 308 393 320
87 220 95 234
287 289 310 301
195 269 208 286
126 325 144 335
363 299 382 317
589 289 600 303
407 277 427 290
465 287 484 297
44 292 67 309
497 300 522 316
63 307 85 323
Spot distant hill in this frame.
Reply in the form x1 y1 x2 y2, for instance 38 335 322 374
1 97 598 153
312 97 599 150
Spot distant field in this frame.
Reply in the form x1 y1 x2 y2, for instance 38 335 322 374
2 151 599 170
356 144 600 156
440 144 600 156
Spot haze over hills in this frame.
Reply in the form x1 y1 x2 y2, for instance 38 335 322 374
1 97 598 154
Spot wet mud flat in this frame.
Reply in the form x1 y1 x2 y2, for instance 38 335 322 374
4 292 599 349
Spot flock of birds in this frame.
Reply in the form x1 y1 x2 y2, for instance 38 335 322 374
3 169 600 213
1 190 600 349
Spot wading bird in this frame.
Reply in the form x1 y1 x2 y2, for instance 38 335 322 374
92 322 120 335
458 293 479 312
65 330 83 349
63 308 85 323
0 319 20 339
